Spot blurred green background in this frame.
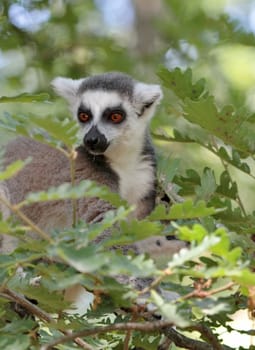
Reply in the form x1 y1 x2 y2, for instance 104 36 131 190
1 0 255 211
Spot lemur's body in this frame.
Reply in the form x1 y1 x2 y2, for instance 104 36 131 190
0 72 161 251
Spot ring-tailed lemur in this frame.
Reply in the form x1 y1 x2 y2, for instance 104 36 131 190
0 72 162 250
0 72 187 315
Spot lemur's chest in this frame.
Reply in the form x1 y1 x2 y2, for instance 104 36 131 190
110 158 155 205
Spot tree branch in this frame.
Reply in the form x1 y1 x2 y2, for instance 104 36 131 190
41 320 174 350
1 288 53 322
190 323 225 350
163 327 233 350
1 288 92 350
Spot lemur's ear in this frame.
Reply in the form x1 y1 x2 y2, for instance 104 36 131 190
51 77 82 104
134 82 163 117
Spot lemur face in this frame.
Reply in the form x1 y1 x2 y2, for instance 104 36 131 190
52 72 162 155
76 89 132 155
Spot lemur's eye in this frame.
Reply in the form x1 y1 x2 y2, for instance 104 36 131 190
78 112 90 123
110 113 124 124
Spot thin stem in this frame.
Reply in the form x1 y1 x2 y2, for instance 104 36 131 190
138 268 173 296
0 194 53 243
153 132 255 180
123 312 138 350
178 281 236 302
123 329 132 350
69 148 77 227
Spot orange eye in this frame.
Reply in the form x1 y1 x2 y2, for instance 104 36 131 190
110 113 123 124
78 112 90 123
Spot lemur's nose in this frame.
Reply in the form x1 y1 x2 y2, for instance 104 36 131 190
86 135 99 146
83 126 109 154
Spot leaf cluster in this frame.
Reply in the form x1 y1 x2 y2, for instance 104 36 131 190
0 81 254 349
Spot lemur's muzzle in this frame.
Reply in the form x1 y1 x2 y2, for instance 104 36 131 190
83 126 109 154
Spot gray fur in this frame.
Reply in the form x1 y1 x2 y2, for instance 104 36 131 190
78 72 134 98
2 138 118 234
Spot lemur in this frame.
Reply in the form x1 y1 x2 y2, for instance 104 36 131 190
0 72 186 313
1 72 161 240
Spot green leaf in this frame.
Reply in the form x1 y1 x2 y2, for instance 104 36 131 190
154 130 252 178
158 67 206 100
168 234 221 269
105 219 163 247
215 201 255 234
0 159 30 181
216 171 238 200
194 299 230 317
105 253 157 278
0 113 78 149
0 219 27 241
148 200 216 220
157 155 181 184
87 207 131 241
24 180 126 208
150 290 190 327
0 93 49 103
183 97 255 154
216 147 251 175
177 224 208 243
0 318 36 334
0 334 30 350
233 269 255 286
195 168 217 201
28 114 78 148
52 243 108 273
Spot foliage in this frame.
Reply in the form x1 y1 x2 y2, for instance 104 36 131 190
1 1 255 350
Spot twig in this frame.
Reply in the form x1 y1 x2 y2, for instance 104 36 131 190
178 281 236 302
41 320 174 350
123 312 138 350
157 337 172 350
69 148 78 227
0 194 53 243
154 132 255 181
138 268 173 296
123 328 132 350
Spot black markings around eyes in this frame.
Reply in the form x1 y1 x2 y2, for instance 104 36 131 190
102 106 126 122
77 106 93 120
77 105 126 124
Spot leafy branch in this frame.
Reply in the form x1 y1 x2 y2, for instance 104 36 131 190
0 192 53 243
0 288 93 350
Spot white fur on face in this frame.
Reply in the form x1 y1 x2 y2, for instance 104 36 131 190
134 82 163 115
77 90 128 142
74 89 157 205
52 75 163 206
51 77 83 107
75 90 149 152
